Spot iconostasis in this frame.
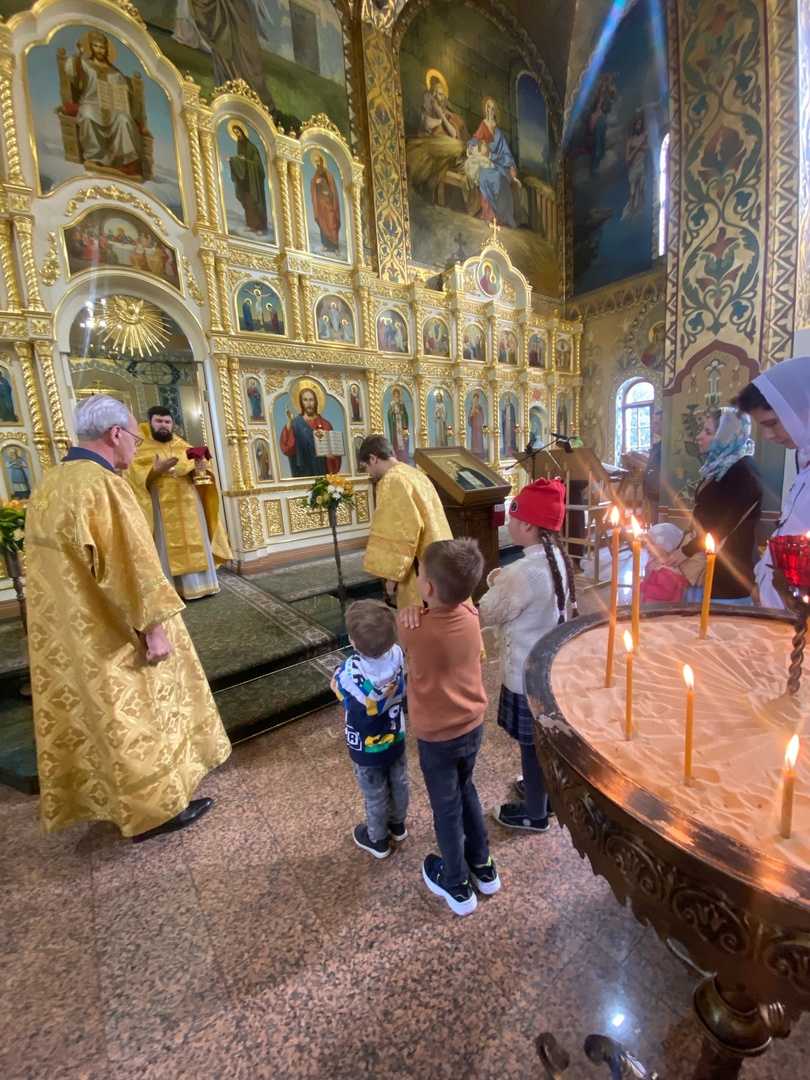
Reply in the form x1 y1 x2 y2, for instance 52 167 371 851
0 0 580 571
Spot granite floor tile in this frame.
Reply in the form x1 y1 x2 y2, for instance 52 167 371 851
189 860 329 997
1 880 106 1079
92 874 230 1067
4 655 810 1080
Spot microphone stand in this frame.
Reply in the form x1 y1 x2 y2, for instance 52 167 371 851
507 438 561 474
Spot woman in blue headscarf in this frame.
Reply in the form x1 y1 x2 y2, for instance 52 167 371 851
666 407 763 602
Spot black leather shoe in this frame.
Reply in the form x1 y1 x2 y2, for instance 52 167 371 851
132 798 213 843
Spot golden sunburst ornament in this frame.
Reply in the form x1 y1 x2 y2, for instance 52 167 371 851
101 296 170 357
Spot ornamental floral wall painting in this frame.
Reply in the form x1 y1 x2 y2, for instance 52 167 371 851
126 0 351 140
24 25 183 220
399 3 558 296
569 0 668 293
217 119 276 244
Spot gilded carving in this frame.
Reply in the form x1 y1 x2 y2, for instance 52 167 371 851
237 495 263 549
263 369 290 394
288 496 351 533
263 499 284 537
0 53 24 186
214 357 244 491
198 120 222 233
64 187 168 234
289 160 307 253
182 108 209 227
300 113 342 138
114 0 147 28
199 250 223 332
0 219 22 311
39 231 61 287
182 257 205 305
355 489 370 524
14 341 51 470
13 217 44 311
0 431 27 443
324 374 344 395
211 79 271 117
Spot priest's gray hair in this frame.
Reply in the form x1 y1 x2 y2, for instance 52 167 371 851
74 394 132 440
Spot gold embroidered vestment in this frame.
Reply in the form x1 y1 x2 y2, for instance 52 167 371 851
363 462 452 608
125 424 232 577
26 459 231 837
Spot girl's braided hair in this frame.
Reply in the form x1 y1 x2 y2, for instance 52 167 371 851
538 529 579 624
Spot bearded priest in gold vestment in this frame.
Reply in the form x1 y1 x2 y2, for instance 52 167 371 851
125 406 232 600
26 395 231 840
358 435 452 608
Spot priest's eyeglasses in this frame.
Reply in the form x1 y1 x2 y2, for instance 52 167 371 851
119 426 143 447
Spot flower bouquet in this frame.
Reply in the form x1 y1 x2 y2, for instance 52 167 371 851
302 473 355 513
302 474 355 609
0 498 27 634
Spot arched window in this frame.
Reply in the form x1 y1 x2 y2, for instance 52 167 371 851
617 378 655 457
657 132 670 257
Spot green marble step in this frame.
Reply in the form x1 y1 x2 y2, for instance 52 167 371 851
214 648 350 744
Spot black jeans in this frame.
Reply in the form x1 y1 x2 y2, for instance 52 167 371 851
417 724 490 886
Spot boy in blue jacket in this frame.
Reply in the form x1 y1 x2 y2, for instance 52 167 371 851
332 600 409 858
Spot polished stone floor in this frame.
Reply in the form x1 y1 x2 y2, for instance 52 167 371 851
2 561 808 1078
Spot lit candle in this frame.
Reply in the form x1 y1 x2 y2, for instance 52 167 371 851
623 630 634 740
699 534 716 639
605 505 621 687
630 515 642 652
683 665 695 785
780 735 800 839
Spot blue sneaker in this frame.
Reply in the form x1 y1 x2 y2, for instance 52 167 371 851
422 854 477 916
470 857 501 895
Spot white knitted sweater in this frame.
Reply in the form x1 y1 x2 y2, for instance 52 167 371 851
478 545 569 694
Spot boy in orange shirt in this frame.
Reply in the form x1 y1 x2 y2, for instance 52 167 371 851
398 538 499 916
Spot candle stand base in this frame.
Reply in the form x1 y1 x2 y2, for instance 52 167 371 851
691 975 779 1079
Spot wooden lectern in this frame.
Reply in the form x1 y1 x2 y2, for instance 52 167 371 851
414 447 511 600
515 446 623 584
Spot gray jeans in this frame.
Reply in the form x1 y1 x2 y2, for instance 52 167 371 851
353 754 410 843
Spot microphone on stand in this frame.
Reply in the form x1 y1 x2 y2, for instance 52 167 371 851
551 432 574 454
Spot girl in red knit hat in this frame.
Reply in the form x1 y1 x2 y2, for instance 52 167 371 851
478 477 577 832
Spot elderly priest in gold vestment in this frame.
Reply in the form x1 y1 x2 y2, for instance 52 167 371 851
358 435 452 608
126 405 232 600
26 395 231 840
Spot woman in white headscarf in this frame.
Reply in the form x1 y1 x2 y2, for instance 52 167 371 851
731 355 810 608
665 406 762 601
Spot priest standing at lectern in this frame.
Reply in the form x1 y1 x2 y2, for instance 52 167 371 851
126 406 232 599
358 434 452 608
